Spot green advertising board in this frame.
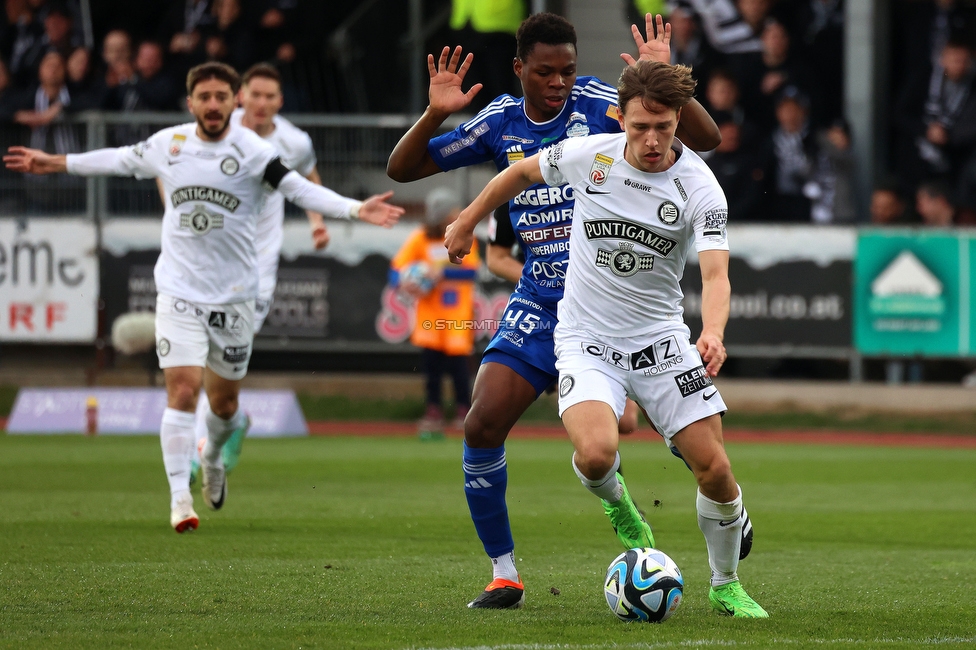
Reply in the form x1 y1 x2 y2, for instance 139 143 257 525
854 229 975 356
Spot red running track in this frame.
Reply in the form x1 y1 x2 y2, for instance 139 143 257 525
306 421 976 449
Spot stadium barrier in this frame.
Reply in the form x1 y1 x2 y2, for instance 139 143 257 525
6 387 307 435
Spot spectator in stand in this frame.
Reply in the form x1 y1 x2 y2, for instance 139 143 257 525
2 0 44 88
706 110 768 222
766 85 816 221
252 0 297 65
157 0 214 80
677 0 765 55
64 46 100 110
97 29 140 111
5 49 82 210
807 119 856 223
870 181 908 225
915 178 976 225
134 40 179 110
730 17 811 131
11 1 77 88
449 0 527 112
667 5 718 83
389 188 479 438
916 40 976 181
205 0 252 73
785 0 845 126
703 68 755 143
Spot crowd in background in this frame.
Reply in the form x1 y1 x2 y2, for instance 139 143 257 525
1 0 975 224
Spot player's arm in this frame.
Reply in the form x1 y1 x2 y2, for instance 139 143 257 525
266 157 404 227
387 46 483 182
5 144 155 178
697 249 731 377
486 204 522 283
303 167 329 249
445 155 543 263
155 178 166 207
621 13 721 151
487 244 523 283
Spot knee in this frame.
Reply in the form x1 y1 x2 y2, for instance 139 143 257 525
168 382 198 412
208 393 238 419
573 442 617 480
695 454 733 494
463 405 505 448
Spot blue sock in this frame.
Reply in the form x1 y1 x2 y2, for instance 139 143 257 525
463 442 513 558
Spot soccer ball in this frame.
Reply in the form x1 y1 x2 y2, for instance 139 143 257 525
604 548 683 623
399 261 434 296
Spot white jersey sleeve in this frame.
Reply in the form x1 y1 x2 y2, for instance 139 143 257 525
66 131 165 179
272 115 317 177
689 175 730 253
275 170 359 219
538 139 578 188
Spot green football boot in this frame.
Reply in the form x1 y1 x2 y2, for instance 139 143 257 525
221 414 250 474
189 415 250 485
601 473 655 550
708 581 769 618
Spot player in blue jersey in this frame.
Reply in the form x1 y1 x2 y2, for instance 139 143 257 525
388 13 723 609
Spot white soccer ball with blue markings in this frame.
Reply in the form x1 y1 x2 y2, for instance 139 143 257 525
604 548 683 623
400 261 434 296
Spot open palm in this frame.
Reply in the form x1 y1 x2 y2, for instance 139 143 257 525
428 46 483 114
621 13 672 66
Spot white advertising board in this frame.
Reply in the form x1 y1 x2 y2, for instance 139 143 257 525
0 218 98 342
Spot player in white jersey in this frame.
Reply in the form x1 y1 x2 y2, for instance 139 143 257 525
4 62 404 533
185 63 331 486
445 61 768 618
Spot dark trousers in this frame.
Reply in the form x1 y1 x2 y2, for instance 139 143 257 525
422 348 471 409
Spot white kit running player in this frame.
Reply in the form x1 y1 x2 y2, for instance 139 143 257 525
446 60 768 618
188 63 330 484
4 62 404 533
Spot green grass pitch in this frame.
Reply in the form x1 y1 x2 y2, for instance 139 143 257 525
1 433 975 649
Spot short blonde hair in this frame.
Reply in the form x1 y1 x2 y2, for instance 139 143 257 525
617 61 697 114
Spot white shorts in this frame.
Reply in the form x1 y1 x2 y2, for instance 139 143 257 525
554 324 728 442
155 294 256 381
253 296 272 333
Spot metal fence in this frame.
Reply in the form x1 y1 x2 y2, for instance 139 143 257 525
0 111 480 220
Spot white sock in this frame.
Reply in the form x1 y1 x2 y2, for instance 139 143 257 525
697 485 743 586
203 406 246 465
490 551 519 583
573 452 623 502
193 398 208 456
160 408 196 507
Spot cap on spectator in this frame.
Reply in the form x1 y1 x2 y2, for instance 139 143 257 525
776 85 810 111
425 187 462 226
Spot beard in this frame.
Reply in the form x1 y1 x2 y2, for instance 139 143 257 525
196 111 231 139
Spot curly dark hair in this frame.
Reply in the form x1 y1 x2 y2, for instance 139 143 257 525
516 12 577 61
186 62 240 95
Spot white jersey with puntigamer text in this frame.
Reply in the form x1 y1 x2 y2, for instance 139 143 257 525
538 132 729 339
231 108 316 282
69 122 278 304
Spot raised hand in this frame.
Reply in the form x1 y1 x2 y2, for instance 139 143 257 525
311 223 330 249
357 191 404 228
621 13 671 66
428 46 483 115
3 146 66 174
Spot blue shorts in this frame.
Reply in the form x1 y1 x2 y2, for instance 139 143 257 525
482 292 558 396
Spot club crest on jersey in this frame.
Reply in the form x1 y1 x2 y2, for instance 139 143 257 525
180 204 224 236
566 112 589 138
589 153 613 185
595 242 655 277
658 200 680 225
169 134 186 156
220 157 239 175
